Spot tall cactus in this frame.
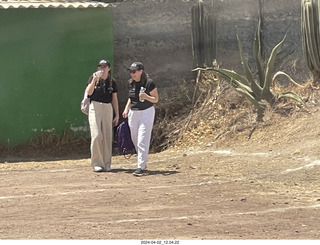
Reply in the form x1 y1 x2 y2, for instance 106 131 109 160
301 0 320 85
191 1 204 67
191 0 217 68
204 12 217 66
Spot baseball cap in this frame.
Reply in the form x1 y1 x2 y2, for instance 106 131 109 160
127 62 144 71
97 59 111 67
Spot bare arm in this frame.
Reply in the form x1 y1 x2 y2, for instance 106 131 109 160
85 73 99 96
112 92 119 126
122 98 131 118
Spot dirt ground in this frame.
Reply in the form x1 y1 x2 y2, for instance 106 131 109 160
1 101 320 240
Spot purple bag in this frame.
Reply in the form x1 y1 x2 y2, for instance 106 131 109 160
117 120 135 158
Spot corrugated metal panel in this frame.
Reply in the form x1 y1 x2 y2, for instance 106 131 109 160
0 1 110 9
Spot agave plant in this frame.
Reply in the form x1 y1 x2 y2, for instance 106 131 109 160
198 21 305 121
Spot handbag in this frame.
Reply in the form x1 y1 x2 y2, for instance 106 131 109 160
80 92 90 115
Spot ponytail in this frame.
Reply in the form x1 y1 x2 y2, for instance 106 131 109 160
141 72 149 86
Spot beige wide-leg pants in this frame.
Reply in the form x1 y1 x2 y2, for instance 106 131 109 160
88 101 113 170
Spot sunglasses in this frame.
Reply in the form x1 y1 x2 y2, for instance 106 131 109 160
129 70 137 74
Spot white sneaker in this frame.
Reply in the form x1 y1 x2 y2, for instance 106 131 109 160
94 166 103 172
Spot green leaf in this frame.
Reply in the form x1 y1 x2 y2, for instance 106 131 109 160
273 71 305 88
262 35 286 95
277 92 306 107
253 20 265 87
237 35 263 99
235 87 266 111
211 68 253 93
214 68 250 86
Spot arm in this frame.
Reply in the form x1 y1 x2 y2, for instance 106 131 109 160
112 92 119 126
85 73 99 96
122 98 131 118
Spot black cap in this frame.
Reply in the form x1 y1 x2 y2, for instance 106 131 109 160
97 59 111 67
127 62 144 71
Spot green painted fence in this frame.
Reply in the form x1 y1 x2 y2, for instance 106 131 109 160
0 7 113 145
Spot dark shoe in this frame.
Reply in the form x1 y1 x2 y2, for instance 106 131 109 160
133 168 144 176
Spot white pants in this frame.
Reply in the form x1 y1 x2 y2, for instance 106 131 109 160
88 101 113 170
128 106 155 170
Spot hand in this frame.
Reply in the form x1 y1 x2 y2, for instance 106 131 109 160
92 73 99 84
93 70 102 79
95 70 103 77
113 117 119 126
122 111 128 118
139 92 148 101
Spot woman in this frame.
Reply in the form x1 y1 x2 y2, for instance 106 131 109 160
122 62 159 176
86 59 119 172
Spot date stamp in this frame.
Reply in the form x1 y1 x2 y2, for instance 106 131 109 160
140 240 180 245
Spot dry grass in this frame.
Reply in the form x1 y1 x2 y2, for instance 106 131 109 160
160 70 317 152
0 129 90 161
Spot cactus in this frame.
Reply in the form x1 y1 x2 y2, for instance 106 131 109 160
301 0 320 85
204 13 217 66
191 0 217 68
191 1 204 67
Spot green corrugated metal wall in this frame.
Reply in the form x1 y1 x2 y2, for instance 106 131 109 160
0 8 113 145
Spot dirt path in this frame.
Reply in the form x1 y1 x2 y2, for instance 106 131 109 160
1 139 320 239
2 105 320 240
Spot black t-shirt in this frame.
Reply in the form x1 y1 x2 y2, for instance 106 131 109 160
128 78 156 110
87 75 118 103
